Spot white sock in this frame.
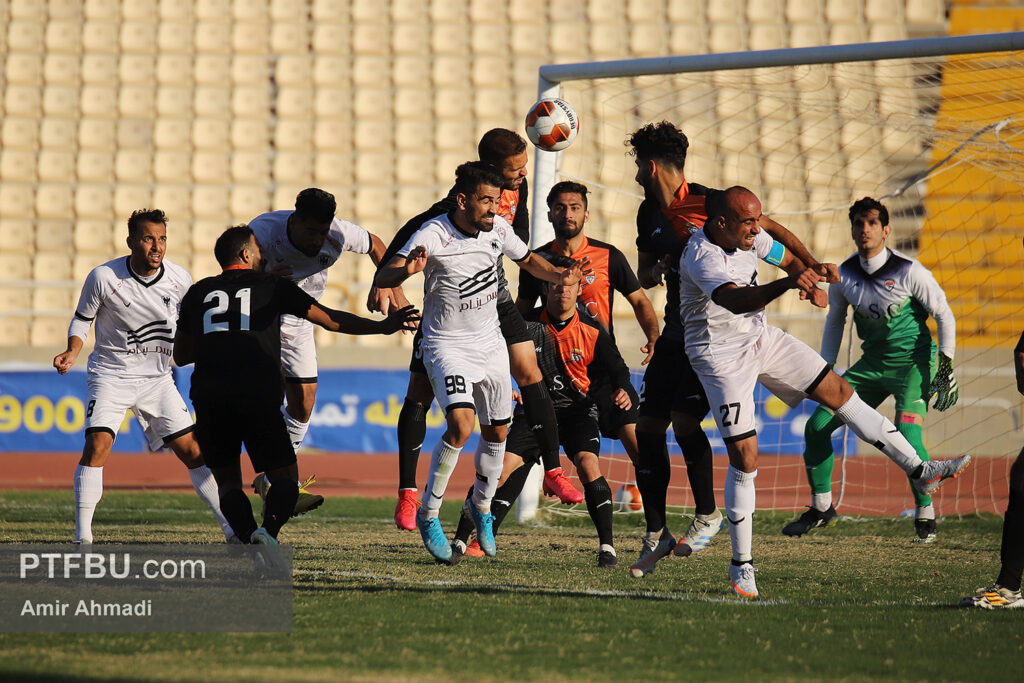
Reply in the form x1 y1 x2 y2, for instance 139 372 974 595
834 392 923 473
282 406 309 454
422 439 461 518
599 543 616 556
74 465 103 543
812 491 833 512
470 438 505 514
724 465 757 564
187 465 234 540
916 503 935 520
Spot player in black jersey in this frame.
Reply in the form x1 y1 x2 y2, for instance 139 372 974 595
379 129 583 532
448 255 635 568
174 226 417 546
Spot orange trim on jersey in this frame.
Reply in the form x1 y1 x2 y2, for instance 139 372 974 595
663 181 709 245
548 236 613 329
223 265 250 271
540 308 600 396
497 188 519 225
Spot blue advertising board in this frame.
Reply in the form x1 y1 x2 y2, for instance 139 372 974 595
0 368 848 456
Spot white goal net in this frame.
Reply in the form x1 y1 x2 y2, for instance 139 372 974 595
520 33 1024 519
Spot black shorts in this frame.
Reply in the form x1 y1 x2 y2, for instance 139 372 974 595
505 403 601 463
637 336 710 422
591 381 639 439
193 399 296 474
407 291 531 374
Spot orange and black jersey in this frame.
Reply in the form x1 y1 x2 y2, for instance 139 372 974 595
635 181 721 342
518 236 641 340
524 305 631 411
178 270 316 406
377 179 530 273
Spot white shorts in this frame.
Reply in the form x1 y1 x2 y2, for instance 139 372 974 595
281 314 318 382
85 373 194 451
423 336 513 426
690 325 830 442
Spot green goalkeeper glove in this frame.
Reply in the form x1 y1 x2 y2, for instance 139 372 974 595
930 353 959 411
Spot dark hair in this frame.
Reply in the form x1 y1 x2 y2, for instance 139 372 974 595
626 121 689 170
478 128 527 166
545 253 576 269
454 161 505 197
294 188 336 223
127 209 167 238
546 180 589 209
214 225 255 267
848 197 889 226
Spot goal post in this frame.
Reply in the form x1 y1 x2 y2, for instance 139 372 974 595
517 31 1024 522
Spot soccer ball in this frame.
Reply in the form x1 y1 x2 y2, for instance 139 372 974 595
524 98 580 152
614 483 643 512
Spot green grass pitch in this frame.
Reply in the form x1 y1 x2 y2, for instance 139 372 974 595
0 490 1020 682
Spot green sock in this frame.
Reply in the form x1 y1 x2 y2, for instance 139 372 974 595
803 405 843 495
898 421 932 507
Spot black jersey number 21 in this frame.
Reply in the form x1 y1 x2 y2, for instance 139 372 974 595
202 288 251 334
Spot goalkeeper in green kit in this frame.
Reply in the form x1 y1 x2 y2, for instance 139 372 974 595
783 197 959 542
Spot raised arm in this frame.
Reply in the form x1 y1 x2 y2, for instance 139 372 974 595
637 251 670 288
762 215 838 283
624 288 660 365
712 268 823 315
374 247 427 289
304 301 420 336
517 251 589 287
366 231 412 314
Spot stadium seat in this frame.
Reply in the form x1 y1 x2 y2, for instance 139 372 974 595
353 88 391 121
0 317 31 346
38 151 75 183
749 23 787 50
830 21 867 46
231 119 270 151
312 24 349 55
274 151 314 183
74 185 113 219
5 53 43 85
276 54 312 85
277 87 315 119
194 55 230 85
194 86 232 117
906 0 945 26
79 86 117 118
588 0 622 22
785 0 822 23
154 119 191 150
840 120 881 153
352 56 390 88
354 185 394 223
84 0 119 18
115 113 153 147
2 118 39 151
231 150 270 183
232 22 268 54
123 0 158 19
275 120 313 151
190 253 221 281
758 117 800 153
748 0 785 22
158 22 194 53
6 20 44 52
73 219 117 254
4 86 43 118
152 185 191 220
230 185 270 220
393 88 431 120
81 21 118 53
195 0 229 20
191 219 224 253
354 151 392 185
800 116 841 154
39 119 74 151
393 56 431 88
117 86 156 119
35 185 74 220
44 54 82 86
722 152 762 189
192 186 229 218
0 286 32 313
272 184 307 211
314 151 352 185
194 22 231 54
628 23 667 57
706 0 743 24
314 88 350 118
120 55 155 85
354 23 390 57
1 150 37 183
192 119 231 150
30 316 71 346
0 254 35 282
393 23 431 56
81 55 117 85
868 22 906 43
396 184 436 218
232 0 267 20
313 55 348 86
395 121 432 153
76 150 116 184
191 151 230 182
590 24 628 58
45 21 82 54
154 86 191 116
709 23 746 53
510 25 547 57
33 252 74 283
0 220 36 255
789 23 826 48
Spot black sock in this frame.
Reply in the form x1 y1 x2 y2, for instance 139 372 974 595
520 382 560 471
397 398 428 490
454 486 475 544
491 463 534 534
263 478 299 538
997 452 1024 591
636 430 670 533
583 476 614 548
219 489 257 543
676 428 717 516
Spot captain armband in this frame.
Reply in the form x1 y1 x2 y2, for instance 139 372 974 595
762 242 786 267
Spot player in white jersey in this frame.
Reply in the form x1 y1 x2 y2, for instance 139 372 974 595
248 188 407 512
375 162 586 562
783 197 959 542
53 209 233 544
679 187 971 598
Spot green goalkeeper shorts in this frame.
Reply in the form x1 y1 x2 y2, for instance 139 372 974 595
838 352 935 418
